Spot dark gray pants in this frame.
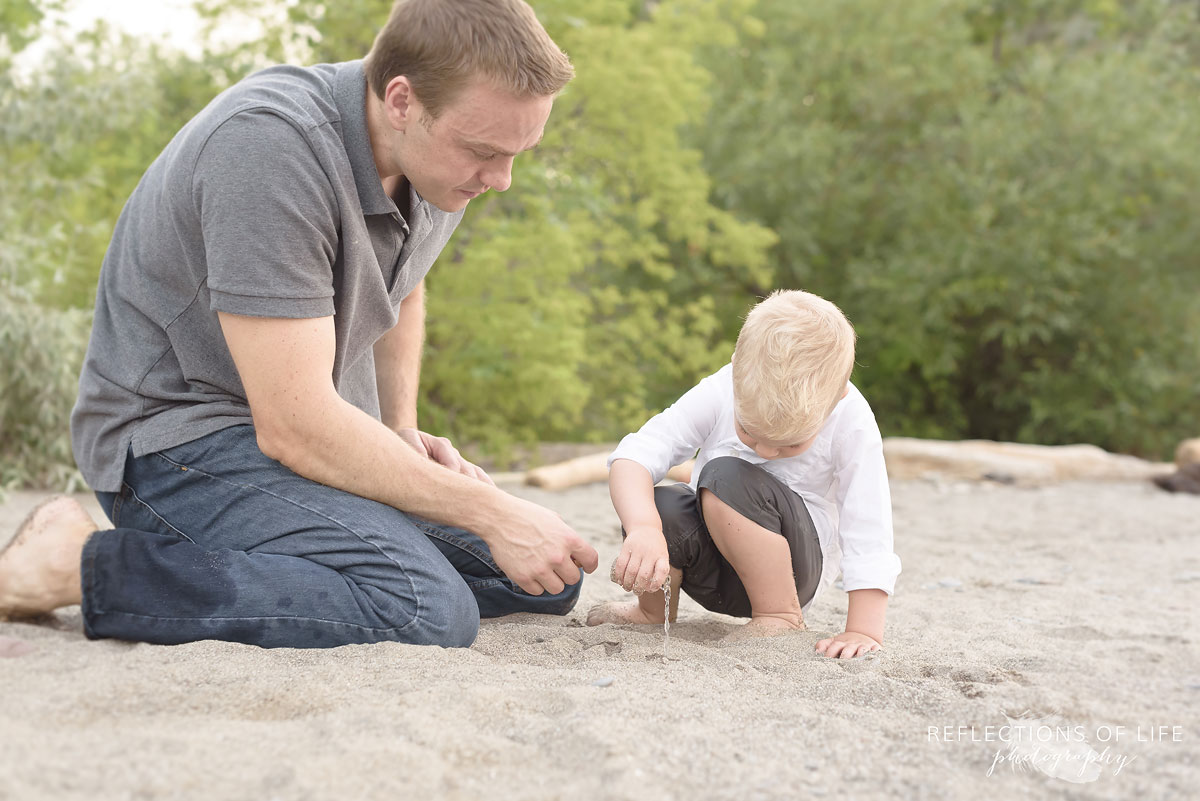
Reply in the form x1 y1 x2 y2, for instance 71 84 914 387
644 456 823 616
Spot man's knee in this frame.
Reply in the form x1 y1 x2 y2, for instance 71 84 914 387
369 578 480 648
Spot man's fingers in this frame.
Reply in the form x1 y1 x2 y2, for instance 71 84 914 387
571 542 599 574
426 435 462 469
471 462 496 486
537 570 567 596
520 580 545 596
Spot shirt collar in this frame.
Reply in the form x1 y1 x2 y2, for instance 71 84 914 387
334 60 403 219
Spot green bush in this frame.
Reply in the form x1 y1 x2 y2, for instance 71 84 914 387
697 0 1200 458
0 283 90 491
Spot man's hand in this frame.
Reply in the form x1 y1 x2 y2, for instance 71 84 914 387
395 427 494 486
610 526 670 594
815 631 881 659
486 496 599 596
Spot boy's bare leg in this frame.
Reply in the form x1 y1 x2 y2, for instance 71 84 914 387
0 496 97 620
586 566 681 625
699 489 805 637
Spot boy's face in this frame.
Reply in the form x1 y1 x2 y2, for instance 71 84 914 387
733 417 817 460
732 386 849 460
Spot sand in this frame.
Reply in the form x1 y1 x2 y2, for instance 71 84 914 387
0 477 1197 801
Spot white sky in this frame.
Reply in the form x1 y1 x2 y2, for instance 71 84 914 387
14 0 279 74
21 0 205 57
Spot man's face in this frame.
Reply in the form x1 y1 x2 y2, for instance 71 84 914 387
390 78 554 213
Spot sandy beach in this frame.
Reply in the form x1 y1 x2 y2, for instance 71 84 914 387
1 476 1197 801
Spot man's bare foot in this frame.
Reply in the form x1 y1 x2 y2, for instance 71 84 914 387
0 496 98 620
721 613 806 643
585 600 666 626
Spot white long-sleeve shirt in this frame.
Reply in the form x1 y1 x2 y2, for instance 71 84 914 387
608 364 901 611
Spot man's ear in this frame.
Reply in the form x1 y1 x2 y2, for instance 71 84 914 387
383 75 417 132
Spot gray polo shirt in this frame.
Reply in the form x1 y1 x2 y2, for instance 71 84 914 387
71 60 463 493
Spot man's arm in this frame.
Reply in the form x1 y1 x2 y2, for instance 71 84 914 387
217 311 598 594
375 280 424 431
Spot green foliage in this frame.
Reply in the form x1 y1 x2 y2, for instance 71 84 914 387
0 283 90 491
0 0 57 60
3 0 1198 488
697 0 1200 458
261 0 777 452
1 28 229 308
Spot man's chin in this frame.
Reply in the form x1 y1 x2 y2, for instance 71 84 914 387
427 194 472 214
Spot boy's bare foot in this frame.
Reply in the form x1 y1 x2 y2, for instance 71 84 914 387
0 496 98 620
585 600 665 626
721 613 806 642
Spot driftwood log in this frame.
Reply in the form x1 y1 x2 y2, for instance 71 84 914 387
1152 438 1200 494
522 439 1173 491
883 438 1172 485
525 453 694 491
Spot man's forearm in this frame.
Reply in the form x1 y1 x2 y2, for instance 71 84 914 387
375 280 425 431
259 386 514 540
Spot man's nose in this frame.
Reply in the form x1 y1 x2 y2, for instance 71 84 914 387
482 156 515 193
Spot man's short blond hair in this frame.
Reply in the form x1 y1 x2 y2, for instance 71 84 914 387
732 290 857 445
364 0 574 117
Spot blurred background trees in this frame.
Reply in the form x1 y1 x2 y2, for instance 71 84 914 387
2 0 1197 488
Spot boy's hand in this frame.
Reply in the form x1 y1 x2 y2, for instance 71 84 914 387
610 526 671 594
815 631 881 659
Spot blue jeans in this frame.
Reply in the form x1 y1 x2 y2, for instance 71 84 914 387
83 425 581 648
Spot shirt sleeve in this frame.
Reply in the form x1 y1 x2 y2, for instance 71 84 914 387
191 108 339 318
608 366 727 483
832 409 902 594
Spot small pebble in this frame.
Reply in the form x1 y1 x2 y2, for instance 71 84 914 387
921 578 963 590
591 676 615 688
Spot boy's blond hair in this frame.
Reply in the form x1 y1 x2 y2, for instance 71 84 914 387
732 290 856 445
364 0 574 117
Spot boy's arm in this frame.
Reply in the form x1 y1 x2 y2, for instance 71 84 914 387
608 458 669 592
818 402 901 658
816 589 888 658
604 366 729 592
607 366 727 484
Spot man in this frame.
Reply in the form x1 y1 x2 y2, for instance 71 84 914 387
0 0 599 648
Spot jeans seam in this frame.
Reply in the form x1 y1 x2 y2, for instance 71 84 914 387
415 521 500 572
90 609 427 635
110 491 124 528
147 449 425 633
124 484 196 544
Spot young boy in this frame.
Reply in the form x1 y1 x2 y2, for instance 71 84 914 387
586 290 900 658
